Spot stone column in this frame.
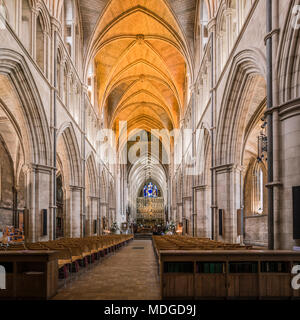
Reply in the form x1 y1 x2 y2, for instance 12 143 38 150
85 196 90 236
236 0 242 33
16 0 21 38
100 203 107 233
195 185 210 238
70 186 82 238
116 165 122 222
71 22 76 62
215 164 243 243
23 165 35 243
106 203 110 229
66 73 71 110
31 8 37 58
70 81 75 118
172 208 176 223
59 59 64 100
89 197 94 235
89 196 99 235
176 203 182 224
167 174 171 223
35 166 52 241
207 17 217 240
271 0 282 250
81 86 87 238
97 196 100 235
23 164 52 242
64 188 71 237
183 197 192 234
50 18 60 240
224 9 233 55
12 186 18 228
276 99 300 249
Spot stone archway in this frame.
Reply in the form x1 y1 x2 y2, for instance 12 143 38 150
0 51 52 242
215 49 267 244
195 127 212 238
56 123 82 237
85 153 99 236
242 99 268 246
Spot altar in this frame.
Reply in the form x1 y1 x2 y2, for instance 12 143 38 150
136 227 153 234
136 197 165 227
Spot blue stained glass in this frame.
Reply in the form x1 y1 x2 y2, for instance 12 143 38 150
143 182 159 198
153 185 158 197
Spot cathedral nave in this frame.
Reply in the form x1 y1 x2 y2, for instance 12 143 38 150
0 0 300 301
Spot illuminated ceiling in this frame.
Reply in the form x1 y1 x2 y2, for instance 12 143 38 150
80 0 216 198
87 0 199 137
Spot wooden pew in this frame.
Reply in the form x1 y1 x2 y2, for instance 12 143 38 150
153 236 300 300
0 251 58 300
0 234 134 289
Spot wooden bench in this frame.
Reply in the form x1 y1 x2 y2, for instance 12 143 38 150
0 251 58 300
157 250 300 300
153 236 300 300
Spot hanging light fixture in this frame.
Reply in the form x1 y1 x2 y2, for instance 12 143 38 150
257 117 268 163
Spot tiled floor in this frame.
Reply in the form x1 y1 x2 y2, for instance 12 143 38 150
53 240 161 300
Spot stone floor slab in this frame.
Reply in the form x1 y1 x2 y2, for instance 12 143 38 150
53 240 161 300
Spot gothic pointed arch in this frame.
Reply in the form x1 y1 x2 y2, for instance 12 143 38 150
86 152 98 197
56 122 81 187
0 49 52 166
216 49 267 166
277 0 300 103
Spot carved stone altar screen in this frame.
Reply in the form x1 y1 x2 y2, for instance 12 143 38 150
136 197 165 226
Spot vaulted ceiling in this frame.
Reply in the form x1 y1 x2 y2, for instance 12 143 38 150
81 0 198 194
44 0 217 142
43 0 216 197
84 0 196 143
79 0 198 53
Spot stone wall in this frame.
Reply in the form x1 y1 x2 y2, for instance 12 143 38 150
0 140 13 231
244 215 268 246
0 208 12 232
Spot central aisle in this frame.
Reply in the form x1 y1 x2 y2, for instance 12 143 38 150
53 240 161 300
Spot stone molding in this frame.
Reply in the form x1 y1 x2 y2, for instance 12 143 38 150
279 98 300 121
212 163 243 174
194 184 208 191
69 185 83 191
265 98 300 121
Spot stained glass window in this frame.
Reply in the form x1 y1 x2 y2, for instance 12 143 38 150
143 182 159 198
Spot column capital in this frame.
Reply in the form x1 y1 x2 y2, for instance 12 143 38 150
51 17 61 32
190 83 198 93
194 184 208 191
69 185 83 191
207 18 216 33
279 98 300 121
82 83 89 93
224 8 233 17
212 163 244 174
22 163 54 174
264 97 300 120
31 8 39 16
